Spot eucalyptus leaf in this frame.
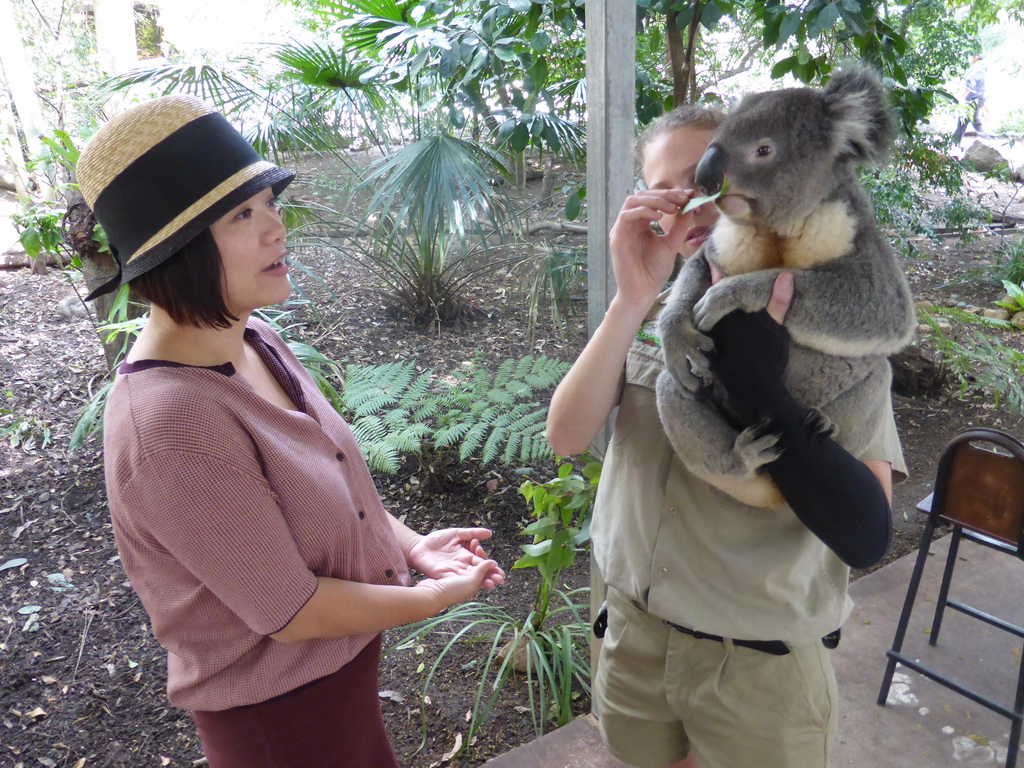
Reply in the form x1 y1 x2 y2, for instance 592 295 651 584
680 178 729 214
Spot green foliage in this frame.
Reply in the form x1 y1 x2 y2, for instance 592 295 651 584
68 381 113 451
516 455 600 607
495 111 586 162
921 310 1024 419
750 0 940 135
513 246 587 343
343 132 524 324
67 287 147 450
37 130 82 176
99 62 262 114
993 238 1024 286
338 355 571 475
389 588 590 754
997 108 1024 136
308 0 588 152
996 280 1024 315
861 135 986 258
388 455 600 754
897 0 978 85
12 130 89 269
8 0 100 139
357 132 516 244
100 44 402 168
12 204 65 263
1 389 52 452
1 416 52 452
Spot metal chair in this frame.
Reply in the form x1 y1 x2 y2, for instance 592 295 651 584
877 427 1024 768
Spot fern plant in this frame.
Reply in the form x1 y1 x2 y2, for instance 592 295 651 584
339 355 571 475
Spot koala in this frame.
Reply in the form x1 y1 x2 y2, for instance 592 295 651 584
655 64 916 509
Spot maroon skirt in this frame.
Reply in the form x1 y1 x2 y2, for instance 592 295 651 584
192 635 399 768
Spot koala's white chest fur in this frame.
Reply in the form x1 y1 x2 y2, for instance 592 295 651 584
710 200 857 276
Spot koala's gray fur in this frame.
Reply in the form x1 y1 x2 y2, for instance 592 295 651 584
655 64 916 509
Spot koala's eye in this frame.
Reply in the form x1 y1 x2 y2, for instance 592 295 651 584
756 145 772 157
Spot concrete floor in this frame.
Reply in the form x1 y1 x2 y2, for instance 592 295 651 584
832 532 1023 767
481 532 1024 768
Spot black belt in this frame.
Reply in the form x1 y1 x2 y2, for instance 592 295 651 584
664 621 842 656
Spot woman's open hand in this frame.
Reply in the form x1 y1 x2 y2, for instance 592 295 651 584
406 527 505 589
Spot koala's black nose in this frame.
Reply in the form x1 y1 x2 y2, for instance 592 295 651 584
695 145 727 195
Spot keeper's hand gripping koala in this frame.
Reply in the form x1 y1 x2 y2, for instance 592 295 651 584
655 65 915 509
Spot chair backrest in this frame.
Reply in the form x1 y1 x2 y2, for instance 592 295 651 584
932 428 1024 548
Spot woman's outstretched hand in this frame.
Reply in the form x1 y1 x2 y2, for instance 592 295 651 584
407 527 506 589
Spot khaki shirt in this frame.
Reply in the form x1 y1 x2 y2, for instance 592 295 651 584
591 295 908 646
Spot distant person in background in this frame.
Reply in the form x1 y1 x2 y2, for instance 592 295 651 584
953 52 990 141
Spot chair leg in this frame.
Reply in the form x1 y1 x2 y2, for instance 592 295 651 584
929 526 963 647
1010 714 1021 768
1008 641 1024 768
878 518 939 706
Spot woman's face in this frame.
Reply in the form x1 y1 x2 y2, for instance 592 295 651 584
210 187 291 317
642 125 719 257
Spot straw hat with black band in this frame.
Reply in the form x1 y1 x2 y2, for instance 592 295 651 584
77 95 295 301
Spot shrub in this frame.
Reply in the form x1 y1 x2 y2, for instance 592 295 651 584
388 455 601 755
920 309 1024 418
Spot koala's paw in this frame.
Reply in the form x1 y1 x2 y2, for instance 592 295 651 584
731 422 783 473
683 349 714 393
662 329 716 394
693 279 769 332
802 408 837 441
696 422 781 478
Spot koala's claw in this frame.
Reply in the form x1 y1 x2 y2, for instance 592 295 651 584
662 324 715 395
802 408 837 441
692 332 716 353
684 351 714 390
664 356 706 395
693 296 728 331
693 423 781 479
732 423 783 472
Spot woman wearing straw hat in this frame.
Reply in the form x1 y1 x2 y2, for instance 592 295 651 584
76 95 505 767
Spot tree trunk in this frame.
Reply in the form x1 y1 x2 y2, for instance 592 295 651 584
666 3 703 105
540 155 556 201
0 0 52 202
65 191 144 372
666 11 688 107
0 96 30 198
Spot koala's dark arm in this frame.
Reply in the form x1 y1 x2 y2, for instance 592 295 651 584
709 309 892 569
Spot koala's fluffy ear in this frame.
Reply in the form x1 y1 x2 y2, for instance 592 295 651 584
824 65 896 166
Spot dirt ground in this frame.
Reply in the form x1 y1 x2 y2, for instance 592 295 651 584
2 164 1024 768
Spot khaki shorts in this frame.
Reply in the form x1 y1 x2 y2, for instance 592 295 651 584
594 588 838 768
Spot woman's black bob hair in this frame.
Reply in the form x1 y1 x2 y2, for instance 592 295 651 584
128 228 239 329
